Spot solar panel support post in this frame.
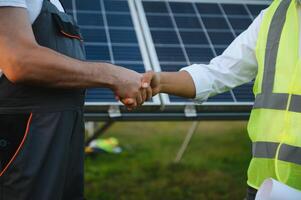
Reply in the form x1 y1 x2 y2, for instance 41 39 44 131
85 121 115 146
174 121 200 163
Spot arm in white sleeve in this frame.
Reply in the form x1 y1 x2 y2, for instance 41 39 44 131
181 10 265 102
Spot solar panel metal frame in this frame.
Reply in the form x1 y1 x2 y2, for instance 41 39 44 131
136 0 270 112
79 0 162 113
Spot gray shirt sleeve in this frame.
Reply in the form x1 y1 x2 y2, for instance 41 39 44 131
0 0 27 8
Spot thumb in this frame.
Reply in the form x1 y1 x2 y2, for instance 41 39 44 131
141 71 154 88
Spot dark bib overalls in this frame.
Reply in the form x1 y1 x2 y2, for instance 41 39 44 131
0 1 86 199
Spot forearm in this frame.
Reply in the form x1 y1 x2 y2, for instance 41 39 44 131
0 7 122 90
4 44 119 89
159 71 196 98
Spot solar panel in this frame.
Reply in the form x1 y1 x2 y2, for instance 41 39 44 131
140 0 269 105
60 0 157 104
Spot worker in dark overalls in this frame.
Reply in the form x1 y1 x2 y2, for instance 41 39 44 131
0 0 151 199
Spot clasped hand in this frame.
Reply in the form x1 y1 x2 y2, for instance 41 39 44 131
113 68 160 110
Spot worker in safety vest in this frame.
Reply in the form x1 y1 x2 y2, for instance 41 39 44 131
0 0 152 199
137 0 301 199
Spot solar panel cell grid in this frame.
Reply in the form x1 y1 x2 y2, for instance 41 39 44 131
81 29 107 43
103 0 130 12
180 31 208 45
202 16 229 29
186 47 214 62
170 3 195 14
77 13 103 26
85 45 110 61
232 83 255 102
196 3 222 15
222 4 249 16
143 2 169 13
247 4 267 18
175 16 202 29
76 0 101 11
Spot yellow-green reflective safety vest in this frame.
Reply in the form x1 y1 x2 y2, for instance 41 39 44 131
248 0 301 190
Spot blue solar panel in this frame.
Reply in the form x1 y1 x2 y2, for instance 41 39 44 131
156 47 186 62
77 13 103 26
106 14 134 27
103 0 130 12
143 2 168 13
81 29 107 43
186 47 214 62
222 4 249 16
109 30 138 43
247 4 267 18
180 31 208 45
207 92 235 103
208 32 234 45
170 3 195 14
175 16 202 29
232 83 255 102
151 30 179 44
112 46 142 61
196 3 222 15
60 0 149 103
228 17 253 30
85 45 110 61
202 16 229 29
142 1 269 103
146 15 174 28
75 0 101 11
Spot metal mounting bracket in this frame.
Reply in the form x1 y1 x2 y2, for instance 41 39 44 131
108 105 122 118
184 105 197 118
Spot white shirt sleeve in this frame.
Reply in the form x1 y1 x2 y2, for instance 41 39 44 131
181 10 265 102
0 0 27 8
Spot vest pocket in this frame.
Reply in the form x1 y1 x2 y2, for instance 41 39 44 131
0 113 32 176
52 13 83 41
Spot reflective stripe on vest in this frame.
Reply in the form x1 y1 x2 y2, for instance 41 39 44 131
254 93 301 112
253 142 301 165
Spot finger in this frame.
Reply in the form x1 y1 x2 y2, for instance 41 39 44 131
141 71 154 88
120 99 136 110
146 87 153 101
120 99 135 109
136 93 143 106
141 88 147 103
127 101 137 110
123 98 135 105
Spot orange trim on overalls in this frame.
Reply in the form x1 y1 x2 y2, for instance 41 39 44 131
0 113 33 177
60 30 83 41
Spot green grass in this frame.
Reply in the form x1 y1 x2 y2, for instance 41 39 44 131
85 121 251 200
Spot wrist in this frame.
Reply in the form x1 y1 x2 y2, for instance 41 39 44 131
103 63 120 91
158 72 168 93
